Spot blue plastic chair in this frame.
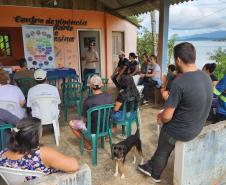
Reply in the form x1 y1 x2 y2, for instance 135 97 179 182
113 97 140 137
80 104 114 166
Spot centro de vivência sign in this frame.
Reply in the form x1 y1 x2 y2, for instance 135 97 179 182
14 16 87 42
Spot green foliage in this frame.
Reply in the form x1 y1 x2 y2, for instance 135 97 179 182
137 28 154 58
209 47 226 80
127 16 142 26
168 34 178 65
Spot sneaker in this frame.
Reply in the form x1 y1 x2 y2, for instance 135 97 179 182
151 176 161 183
143 100 149 105
137 163 152 177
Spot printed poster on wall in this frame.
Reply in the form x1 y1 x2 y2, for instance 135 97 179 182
22 25 55 69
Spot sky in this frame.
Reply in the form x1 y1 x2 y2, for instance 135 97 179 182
139 0 226 37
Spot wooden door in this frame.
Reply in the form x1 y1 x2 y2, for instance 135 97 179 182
112 32 124 69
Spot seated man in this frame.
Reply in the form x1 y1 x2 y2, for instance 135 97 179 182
14 58 34 80
69 75 114 150
27 69 61 119
0 108 20 146
213 74 226 123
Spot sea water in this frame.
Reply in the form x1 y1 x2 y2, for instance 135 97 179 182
175 40 226 69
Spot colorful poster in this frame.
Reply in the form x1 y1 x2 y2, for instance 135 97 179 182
22 25 55 69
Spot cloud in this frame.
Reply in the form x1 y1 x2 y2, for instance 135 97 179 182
139 0 226 37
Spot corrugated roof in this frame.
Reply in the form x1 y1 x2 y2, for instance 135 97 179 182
98 0 193 16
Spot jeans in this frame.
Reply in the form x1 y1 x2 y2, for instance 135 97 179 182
143 79 157 101
147 127 176 178
111 74 121 89
212 113 226 124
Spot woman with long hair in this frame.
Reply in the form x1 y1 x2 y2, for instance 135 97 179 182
113 75 140 122
0 118 79 181
127 52 139 76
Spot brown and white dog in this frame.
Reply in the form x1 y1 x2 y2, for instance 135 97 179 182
112 130 144 179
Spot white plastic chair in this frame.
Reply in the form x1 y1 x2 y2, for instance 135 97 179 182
0 166 44 185
29 96 60 146
0 100 18 116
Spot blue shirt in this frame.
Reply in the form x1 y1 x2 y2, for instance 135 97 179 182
213 75 226 115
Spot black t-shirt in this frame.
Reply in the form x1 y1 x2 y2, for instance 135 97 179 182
163 70 212 141
117 58 129 70
82 93 114 133
127 60 139 75
210 73 218 82
116 91 138 112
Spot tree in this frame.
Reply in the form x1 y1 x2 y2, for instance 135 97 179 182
137 28 154 57
167 34 178 65
151 11 157 56
209 47 226 80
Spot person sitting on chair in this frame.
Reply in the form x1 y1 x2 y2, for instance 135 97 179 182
0 117 79 181
13 58 34 80
27 69 61 118
140 55 162 104
0 69 26 119
69 75 114 151
113 75 140 123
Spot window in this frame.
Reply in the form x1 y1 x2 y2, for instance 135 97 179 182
0 34 12 56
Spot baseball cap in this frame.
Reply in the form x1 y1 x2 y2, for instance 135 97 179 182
34 69 47 81
89 75 103 88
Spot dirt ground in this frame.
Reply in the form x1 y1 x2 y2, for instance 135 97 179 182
0 86 174 185
40 85 174 185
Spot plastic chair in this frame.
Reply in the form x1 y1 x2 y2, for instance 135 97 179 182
47 76 58 86
0 100 18 116
113 97 140 137
61 82 83 121
15 78 36 98
101 78 108 93
0 166 44 185
22 164 91 185
0 124 14 151
28 97 60 146
80 104 114 166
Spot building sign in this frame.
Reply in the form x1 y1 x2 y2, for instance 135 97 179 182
22 25 55 69
15 16 87 42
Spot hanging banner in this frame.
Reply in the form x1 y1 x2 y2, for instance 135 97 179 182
22 25 55 69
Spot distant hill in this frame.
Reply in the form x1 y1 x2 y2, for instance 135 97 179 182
177 31 226 41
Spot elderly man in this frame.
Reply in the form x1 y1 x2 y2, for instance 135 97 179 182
69 75 114 150
27 69 61 119
138 42 212 182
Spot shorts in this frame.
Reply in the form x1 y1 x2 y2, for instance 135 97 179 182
69 120 87 131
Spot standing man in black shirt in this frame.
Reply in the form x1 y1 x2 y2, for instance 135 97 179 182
138 42 212 182
111 51 129 89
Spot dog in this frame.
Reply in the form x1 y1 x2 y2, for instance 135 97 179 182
112 129 144 179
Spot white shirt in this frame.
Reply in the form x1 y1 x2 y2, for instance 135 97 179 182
84 49 99 69
27 84 61 119
0 84 26 119
152 64 162 87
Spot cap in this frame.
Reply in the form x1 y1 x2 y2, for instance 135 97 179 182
34 69 47 81
89 75 103 88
